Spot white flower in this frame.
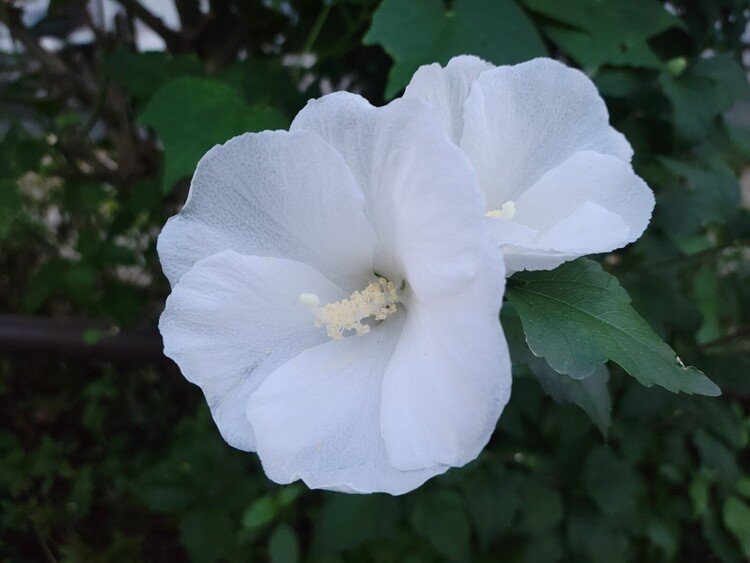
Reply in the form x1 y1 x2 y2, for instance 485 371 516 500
157 93 511 495
404 56 656 274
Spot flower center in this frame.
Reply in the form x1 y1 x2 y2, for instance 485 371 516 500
299 277 400 340
485 201 516 219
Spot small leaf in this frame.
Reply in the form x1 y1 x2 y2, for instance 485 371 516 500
723 496 750 558
689 472 711 518
410 489 471 562
139 77 289 191
364 0 546 98
105 50 204 103
523 0 682 68
460 466 519 548
506 259 720 396
533 362 612 437
242 495 278 530
312 494 398 555
179 506 234 563
269 523 300 563
583 447 642 517
517 479 564 534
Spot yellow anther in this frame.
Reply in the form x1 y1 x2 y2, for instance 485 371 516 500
299 278 399 340
486 201 516 219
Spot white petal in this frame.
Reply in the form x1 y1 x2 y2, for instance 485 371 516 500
502 250 574 275
404 55 494 143
461 58 634 205
514 152 654 235
500 204 630 274
291 92 487 301
485 216 538 247
498 152 654 273
247 315 448 495
157 130 376 291
160 250 346 451
380 252 511 470
534 202 630 251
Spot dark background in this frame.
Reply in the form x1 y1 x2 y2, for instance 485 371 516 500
1 0 750 561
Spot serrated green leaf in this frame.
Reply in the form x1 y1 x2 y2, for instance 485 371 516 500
139 77 289 191
660 55 750 141
105 50 204 103
655 158 741 238
364 0 546 99
503 305 612 434
523 0 682 68
506 259 720 396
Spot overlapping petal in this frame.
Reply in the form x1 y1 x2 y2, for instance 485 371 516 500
404 56 654 273
380 252 511 470
157 130 376 291
291 92 487 301
460 58 633 204
160 85 513 495
497 151 655 272
247 315 448 495
160 249 347 451
404 55 493 144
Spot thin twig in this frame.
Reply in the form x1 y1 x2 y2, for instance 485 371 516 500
114 0 185 51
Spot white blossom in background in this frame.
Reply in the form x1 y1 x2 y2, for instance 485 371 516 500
158 93 511 495
404 56 656 274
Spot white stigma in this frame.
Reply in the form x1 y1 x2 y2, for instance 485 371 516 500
299 278 400 340
299 293 320 307
486 201 516 219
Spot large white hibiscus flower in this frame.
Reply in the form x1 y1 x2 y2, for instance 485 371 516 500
157 94 511 495
404 56 656 274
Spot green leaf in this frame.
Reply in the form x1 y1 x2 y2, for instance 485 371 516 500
517 478 564 534
567 510 630 562
693 429 740 490
503 304 612 434
655 159 740 238
105 50 204 103
179 506 235 563
533 363 612 437
269 523 300 563
693 264 723 344
139 77 289 191
506 259 720 396
660 55 750 141
242 495 278 530
410 489 471 562
523 0 682 68
583 447 642 517
689 472 711 518
364 0 546 99
312 494 398 555
459 466 520 548
723 496 750 558
0 178 22 238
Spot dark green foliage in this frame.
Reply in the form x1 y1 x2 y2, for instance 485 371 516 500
1 0 749 561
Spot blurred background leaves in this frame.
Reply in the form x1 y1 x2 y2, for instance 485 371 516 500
1 0 749 561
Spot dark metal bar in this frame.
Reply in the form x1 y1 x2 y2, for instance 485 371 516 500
0 314 167 363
